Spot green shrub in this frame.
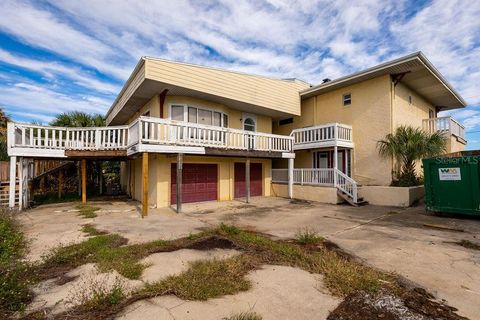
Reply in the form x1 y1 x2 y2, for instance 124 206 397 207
295 228 323 245
0 211 33 313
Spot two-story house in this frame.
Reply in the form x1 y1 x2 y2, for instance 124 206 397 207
7 52 467 212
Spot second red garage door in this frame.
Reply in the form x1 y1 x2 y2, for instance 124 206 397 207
171 164 217 204
234 162 263 198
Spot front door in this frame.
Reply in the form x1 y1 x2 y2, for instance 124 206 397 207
313 150 351 176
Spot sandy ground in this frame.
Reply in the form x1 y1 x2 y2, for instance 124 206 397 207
17 197 480 319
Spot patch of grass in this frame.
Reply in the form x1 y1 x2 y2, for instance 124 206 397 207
141 255 254 300
76 280 125 311
295 228 323 245
76 204 99 218
33 192 80 205
0 210 34 314
24 223 396 319
223 311 262 320
81 224 107 236
217 224 391 296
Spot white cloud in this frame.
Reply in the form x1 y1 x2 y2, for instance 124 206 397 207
0 82 110 116
0 0 131 79
0 0 478 136
390 0 480 105
0 49 120 94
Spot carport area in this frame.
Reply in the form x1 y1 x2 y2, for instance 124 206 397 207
17 197 480 319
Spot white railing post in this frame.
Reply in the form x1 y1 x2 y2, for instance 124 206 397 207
300 168 304 185
9 156 16 208
288 158 294 199
95 129 101 149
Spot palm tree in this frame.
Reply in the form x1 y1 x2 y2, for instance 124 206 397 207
377 126 446 186
0 108 11 161
49 111 106 196
50 111 105 127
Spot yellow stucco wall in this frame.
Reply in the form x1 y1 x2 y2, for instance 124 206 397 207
274 75 393 185
447 136 466 153
128 155 272 208
392 82 435 129
270 183 340 204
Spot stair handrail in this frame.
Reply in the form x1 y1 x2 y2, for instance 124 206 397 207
334 168 358 203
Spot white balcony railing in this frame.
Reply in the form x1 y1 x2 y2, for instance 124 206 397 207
272 168 334 185
290 123 353 150
132 116 293 152
8 117 294 157
272 167 358 203
8 123 129 151
422 116 465 141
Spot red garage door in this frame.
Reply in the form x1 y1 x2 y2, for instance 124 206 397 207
171 164 217 204
234 163 262 198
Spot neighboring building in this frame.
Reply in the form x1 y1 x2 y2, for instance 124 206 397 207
7 52 467 212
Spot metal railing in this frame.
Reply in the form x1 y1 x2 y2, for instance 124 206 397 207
422 116 465 141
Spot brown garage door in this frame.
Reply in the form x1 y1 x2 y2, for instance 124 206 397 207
171 164 217 204
234 162 262 198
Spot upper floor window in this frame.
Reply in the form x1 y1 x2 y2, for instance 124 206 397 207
343 93 352 106
170 104 228 127
243 117 256 131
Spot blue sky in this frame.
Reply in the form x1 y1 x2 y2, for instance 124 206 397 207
0 0 479 149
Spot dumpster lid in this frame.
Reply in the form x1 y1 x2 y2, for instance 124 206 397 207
427 150 480 159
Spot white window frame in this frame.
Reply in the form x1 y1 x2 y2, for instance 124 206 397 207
168 103 229 128
342 93 352 107
242 113 257 132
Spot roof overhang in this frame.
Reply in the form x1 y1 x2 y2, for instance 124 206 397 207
300 52 467 111
106 57 308 125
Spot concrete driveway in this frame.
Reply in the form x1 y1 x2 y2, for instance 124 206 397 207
18 197 480 319
183 197 480 320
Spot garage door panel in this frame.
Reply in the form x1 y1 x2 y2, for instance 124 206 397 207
171 164 218 204
234 163 262 198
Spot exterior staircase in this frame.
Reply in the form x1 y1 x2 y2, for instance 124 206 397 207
334 169 368 206
1 160 72 207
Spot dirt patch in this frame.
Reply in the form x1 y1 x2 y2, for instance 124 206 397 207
327 288 467 320
54 274 78 286
290 198 312 206
184 237 236 251
447 240 480 251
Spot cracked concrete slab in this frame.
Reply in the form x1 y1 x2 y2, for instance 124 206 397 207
28 263 143 314
19 197 480 319
117 265 341 320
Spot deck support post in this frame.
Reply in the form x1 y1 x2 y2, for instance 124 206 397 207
288 158 294 199
77 162 81 196
333 124 338 187
176 153 183 213
8 156 17 208
333 145 338 187
99 164 103 195
58 170 63 199
81 159 87 203
18 157 23 210
246 158 251 203
142 152 149 217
